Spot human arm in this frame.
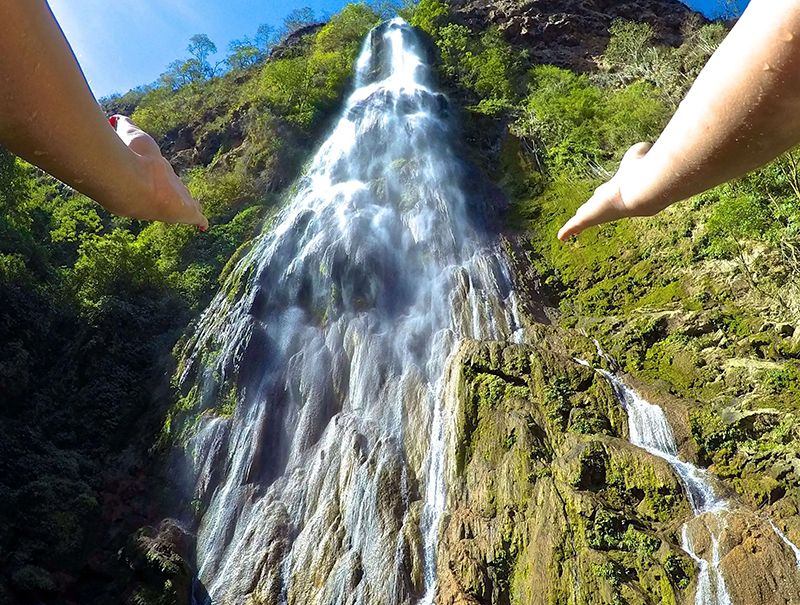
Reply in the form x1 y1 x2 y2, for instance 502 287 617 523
558 0 800 241
0 0 208 229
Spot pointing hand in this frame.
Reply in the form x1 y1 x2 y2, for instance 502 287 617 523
110 115 208 230
557 142 653 241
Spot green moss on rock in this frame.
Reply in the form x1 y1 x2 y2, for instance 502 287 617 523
439 340 693 605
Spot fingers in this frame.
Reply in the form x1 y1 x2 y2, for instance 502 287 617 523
557 142 653 241
168 164 209 230
557 182 626 241
109 114 208 230
155 156 209 229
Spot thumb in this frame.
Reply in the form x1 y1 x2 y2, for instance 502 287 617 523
110 115 161 157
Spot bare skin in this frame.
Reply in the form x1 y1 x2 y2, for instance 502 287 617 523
558 0 800 241
0 0 208 229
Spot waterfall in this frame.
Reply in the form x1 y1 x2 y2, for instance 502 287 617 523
600 371 733 604
598 370 800 603
180 19 523 604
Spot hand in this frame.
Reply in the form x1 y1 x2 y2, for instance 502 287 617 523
557 142 653 241
110 115 208 230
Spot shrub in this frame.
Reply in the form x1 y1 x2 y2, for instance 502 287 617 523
409 0 449 35
515 66 667 175
596 19 727 106
704 192 774 258
72 230 165 307
253 4 378 128
435 25 523 110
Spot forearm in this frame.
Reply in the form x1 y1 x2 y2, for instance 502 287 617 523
0 0 148 216
621 0 800 212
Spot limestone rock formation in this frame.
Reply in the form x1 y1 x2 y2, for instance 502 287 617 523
437 340 694 605
435 334 800 604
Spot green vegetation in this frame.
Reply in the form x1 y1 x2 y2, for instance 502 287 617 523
448 340 691 605
4 2 800 603
416 4 800 411
421 5 799 603
412 0 524 114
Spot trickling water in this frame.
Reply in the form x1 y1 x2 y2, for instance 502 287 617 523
770 519 800 570
180 19 522 604
599 368 800 601
600 371 732 605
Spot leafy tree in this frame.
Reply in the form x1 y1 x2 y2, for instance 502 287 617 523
314 3 379 53
256 4 379 127
50 195 107 252
471 28 522 111
436 24 472 82
409 0 448 35
255 23 278 50
227 25 278 70
677 19 728 81
601 21 657 73
227 39 263 70
597 19 727 106
72 229 165 307
0 148 31 226
434 24 523 113
514 65 667 175
158 34 220 90
187 34 219 79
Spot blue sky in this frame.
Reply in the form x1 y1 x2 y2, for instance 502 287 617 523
49 0 748 99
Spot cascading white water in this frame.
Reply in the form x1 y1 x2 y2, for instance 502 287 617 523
770 520 800 569
180 19 523 605
600 371 733 605
598 370 800 603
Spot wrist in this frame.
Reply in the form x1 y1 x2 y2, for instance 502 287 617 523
617 151 679 217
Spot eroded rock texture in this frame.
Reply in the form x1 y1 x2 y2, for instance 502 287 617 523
438 340 694 605
436 339 800 605
446 0 702 70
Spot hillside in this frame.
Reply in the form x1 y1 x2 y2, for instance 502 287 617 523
2 1 800 604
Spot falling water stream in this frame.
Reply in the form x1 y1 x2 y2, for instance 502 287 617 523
180 19 523 604
597 369 800 604
600 371 733 605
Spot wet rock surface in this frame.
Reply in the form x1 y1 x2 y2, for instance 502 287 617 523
436 337 800 604
437 339 694 605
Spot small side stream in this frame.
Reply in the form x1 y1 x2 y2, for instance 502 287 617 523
576 357 800 603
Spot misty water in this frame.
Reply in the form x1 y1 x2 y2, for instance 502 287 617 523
180 18 523 604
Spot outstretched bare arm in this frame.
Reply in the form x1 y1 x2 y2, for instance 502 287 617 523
558 0 800 241
0 0 208 229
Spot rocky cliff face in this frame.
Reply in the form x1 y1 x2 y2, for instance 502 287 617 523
437 337 694 605
101 2 800 604
445 0 701 71
436 336 800 605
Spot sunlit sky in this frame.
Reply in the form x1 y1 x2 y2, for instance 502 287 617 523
48 0 749 99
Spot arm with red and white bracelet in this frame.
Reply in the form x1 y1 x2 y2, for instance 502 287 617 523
0 0 208 229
